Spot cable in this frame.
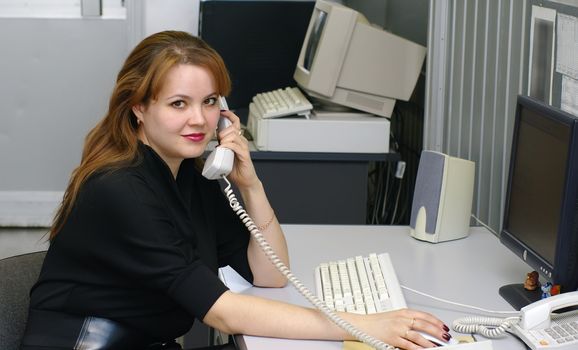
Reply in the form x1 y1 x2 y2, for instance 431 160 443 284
390 178 402 225
470 214 498 236
401 285 520 338
371 164 384 224
380 163 391 223
222 177 396 350
401 285 520 315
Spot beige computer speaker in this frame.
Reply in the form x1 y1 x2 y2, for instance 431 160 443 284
409 151 475 243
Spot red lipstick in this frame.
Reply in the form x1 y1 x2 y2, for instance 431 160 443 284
183 133 205 142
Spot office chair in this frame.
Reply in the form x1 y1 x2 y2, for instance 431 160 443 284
0 251 46 350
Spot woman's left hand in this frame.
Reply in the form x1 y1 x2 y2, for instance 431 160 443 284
216 110 259 189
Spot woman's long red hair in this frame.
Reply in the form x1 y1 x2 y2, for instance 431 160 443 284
49 31 231 240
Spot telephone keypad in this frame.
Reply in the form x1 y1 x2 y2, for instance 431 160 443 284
541 322 578 345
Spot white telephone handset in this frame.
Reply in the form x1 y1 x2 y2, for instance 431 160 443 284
519 290 578 330
202 97 234 180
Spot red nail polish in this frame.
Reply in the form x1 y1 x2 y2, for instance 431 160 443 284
443 333 451 341
443 324 450 332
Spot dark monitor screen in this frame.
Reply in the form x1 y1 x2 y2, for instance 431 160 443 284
506 104 570 265
500 95 578 309
199 0 315 115
303 9 327 71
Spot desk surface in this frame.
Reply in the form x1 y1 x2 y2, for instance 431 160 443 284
223 225 530 350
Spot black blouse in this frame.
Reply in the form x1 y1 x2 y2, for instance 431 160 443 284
29 143 253 341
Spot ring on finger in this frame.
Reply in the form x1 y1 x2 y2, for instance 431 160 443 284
410 317 416 329
238 129 243 136
404 329 411 339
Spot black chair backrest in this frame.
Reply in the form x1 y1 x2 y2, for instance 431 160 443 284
0 251 47 350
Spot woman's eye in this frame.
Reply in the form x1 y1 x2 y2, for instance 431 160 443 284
171 100 185 109
204 97 217 106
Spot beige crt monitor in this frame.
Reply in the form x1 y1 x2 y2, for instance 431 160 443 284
294 0 427 118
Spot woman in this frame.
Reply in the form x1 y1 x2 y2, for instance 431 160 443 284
22 31 449 350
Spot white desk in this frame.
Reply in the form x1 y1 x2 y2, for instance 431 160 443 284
223 225 530 350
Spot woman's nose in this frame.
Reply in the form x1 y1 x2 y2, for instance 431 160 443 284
187 106 207 126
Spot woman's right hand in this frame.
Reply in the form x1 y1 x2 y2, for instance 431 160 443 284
350 308 451 349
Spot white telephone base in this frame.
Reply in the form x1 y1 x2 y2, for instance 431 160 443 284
512 309 578 350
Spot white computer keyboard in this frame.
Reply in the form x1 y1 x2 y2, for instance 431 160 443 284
314 253 407 314
249 86 313 119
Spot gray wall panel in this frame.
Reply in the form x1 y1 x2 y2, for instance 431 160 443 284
426 0 527 233
0 18 127 191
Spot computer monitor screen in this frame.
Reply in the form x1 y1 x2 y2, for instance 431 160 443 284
500 95 578 310
303 10 326 71
199 0 314 119
293 0 426 117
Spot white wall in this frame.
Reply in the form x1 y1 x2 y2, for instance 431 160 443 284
0 18 127 190
0 18 128 225
127 0 199 49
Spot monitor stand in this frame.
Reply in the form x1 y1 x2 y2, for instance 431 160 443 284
499 283 541 310
309 96 355 113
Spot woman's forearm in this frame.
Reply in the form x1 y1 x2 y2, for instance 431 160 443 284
238 180 289 287
204 291 352 340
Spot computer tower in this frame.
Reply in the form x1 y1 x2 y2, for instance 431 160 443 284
409 151 475 243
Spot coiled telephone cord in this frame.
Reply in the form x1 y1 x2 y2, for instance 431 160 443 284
223 177 396 350
452 316 520 338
